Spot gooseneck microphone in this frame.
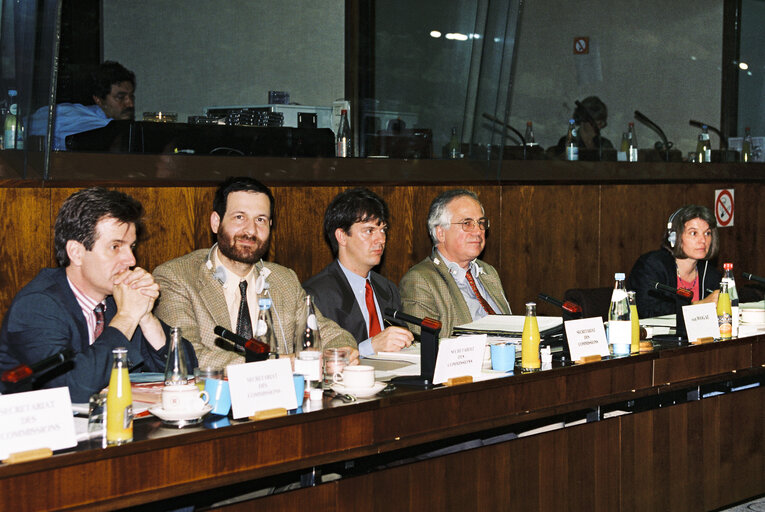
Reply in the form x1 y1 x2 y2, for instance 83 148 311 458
1 349 75 385
481 112 527 159
651 281 694 301
634 110 674 160
213 326 273 361
537 293 583 315
384 308 442 331
743 272 765 285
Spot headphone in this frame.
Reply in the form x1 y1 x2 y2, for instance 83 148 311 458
666 208 683 248
206 246 288 353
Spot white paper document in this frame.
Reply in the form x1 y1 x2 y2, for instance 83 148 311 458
455 315 562 335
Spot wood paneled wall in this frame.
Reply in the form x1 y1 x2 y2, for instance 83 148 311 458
0 180 762 318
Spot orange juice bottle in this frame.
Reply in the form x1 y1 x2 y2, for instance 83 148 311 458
628 291 640 353
717 281 732 340
106 347 133 445
521 302 541 372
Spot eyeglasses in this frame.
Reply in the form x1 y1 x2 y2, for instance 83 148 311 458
451 218 490 231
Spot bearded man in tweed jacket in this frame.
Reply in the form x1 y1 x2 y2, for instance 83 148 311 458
399 189 511 338
153 177 358 369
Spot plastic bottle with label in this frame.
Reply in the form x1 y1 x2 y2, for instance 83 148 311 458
742 127 753 163
608 273 632 356
106 347 133 445
722 263 739 337
717 280 732 340
627 122 638 162
565 119 578 161
3 90 18 150
524 121 537 147
336 109 351 157
521 302 541 372
696 125 712 163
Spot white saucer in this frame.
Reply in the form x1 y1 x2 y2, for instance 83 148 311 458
331 381 386 398
149 404 212 426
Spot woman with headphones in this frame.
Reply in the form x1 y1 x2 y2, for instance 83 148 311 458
627 205 722 318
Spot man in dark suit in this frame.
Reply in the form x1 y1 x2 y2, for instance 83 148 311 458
304 188 413 357
0 188 196 402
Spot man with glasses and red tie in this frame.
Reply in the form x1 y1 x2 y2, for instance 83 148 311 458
0 188 196 402
303 188 413 357
400 189 511 337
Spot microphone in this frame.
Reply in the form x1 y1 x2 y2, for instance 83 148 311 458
383 308 442 331
213 326 272 360
1 349 75 385
481 112 527 159
651 281 694 301
537 293 582 315
743 272 765 285
634 110 674 159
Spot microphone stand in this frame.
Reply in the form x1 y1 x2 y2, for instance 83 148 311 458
384 308 441 388
634 110 674 162
481 112 527 160
575 100 603 161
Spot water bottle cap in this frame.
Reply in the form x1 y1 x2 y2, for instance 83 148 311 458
614 272 625 280
569 118 575 124
723 262 733 270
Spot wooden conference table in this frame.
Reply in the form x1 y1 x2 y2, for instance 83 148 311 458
1 333 763 511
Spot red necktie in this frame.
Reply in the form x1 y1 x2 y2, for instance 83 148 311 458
465 271 496 315
365 280 382 337
93 303 105 339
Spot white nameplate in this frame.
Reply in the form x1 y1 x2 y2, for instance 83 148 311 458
0 387 77 460
682 303 720 342
433 334 486 384
227 359 297 419
564 317 610 361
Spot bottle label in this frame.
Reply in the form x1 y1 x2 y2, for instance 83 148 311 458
123 405 133 429
608 320 631 348
566 145 579 161
718 313 732 338
255 319 268 337
307 314 318 330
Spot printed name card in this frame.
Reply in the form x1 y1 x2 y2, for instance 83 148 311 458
227 359 297 419
0 387 77 460
682 303 720 342
564 317 610 361
433 334 486 385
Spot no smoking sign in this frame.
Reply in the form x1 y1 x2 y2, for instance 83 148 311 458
715 189 734 227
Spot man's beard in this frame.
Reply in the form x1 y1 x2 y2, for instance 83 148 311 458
217 231 269 264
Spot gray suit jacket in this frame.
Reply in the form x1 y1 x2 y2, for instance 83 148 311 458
153 249 357 369
303 259 403 343
399 251 511 337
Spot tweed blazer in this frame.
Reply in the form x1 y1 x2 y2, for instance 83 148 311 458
399 251 511 338
303 259 403 343
153 248 357 369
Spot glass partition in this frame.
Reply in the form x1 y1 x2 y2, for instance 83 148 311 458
0 0 756 179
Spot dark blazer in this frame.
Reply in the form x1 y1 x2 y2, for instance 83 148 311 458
627 249 722 318
0 267 197 402
303 260 402 342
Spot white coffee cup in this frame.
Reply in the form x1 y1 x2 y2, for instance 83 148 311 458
162 384 209 412
332 365 375 388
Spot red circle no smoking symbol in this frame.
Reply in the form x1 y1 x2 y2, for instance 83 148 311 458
715 190 734 227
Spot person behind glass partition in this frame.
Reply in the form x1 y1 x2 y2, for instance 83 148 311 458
627 204 722 318
549 95 614 158
29 60 136 150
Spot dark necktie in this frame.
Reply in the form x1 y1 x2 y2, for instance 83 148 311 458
465 271 496 315
365 280 382 337
93 303 105 339
236 280 253 340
